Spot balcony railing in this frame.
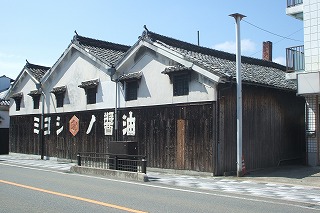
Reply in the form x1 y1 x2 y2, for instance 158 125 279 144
286 45 304 72
287 0 303 7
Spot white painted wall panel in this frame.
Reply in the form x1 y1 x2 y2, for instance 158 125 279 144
121 52 217 108
44 50 121 113
9 73 40 116
297 72 320 94
9 48 123 116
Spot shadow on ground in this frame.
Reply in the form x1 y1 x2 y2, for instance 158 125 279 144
246 165 320 179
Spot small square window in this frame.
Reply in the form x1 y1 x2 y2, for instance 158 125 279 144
125 81 138 101
55 93 64 108
15 98 21 111
11 93 23 111
51 86 67 108
78 80 99 105
173 74 189 96
86 87 97 104
32 95 40 109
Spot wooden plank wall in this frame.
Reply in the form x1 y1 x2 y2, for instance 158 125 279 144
9 102 215 172
217 84 306 175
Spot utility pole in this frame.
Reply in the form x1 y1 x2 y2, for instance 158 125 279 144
229 13 246 177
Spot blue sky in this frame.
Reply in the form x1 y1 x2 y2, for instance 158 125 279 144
0 0 303 79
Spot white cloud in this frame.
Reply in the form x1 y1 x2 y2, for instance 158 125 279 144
273 56 286 65
0 52 22 59
213 39 256 54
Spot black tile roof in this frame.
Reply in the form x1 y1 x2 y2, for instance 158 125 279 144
11 92 23 99
73 34 130 67
118 71 142 82
142 30 296 90
25 61 50 81
78 79 99 89
162 65 192 74
51 86 67 94
28 90 41 96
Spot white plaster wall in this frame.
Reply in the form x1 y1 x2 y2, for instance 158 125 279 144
304 0 320 73
44 49 120 113
119 52 217 108
9 73 41 116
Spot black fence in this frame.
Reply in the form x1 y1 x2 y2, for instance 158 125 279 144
77 152 147 174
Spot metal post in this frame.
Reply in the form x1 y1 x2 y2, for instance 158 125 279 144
141 157 147 174
115 155 118 170
77 153 81 166
230 13 246 177
197 31 200 46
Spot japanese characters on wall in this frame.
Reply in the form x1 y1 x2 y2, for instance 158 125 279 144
33 111 136 137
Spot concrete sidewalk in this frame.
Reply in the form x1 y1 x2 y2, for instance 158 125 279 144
148 165 320 188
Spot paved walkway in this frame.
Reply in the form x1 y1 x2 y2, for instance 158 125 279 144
1 153 320 207
147 171 320 206
0 153 75 172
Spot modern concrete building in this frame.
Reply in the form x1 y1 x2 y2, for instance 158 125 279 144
286 0 320 165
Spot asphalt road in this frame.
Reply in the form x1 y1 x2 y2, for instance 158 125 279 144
0 162 319 213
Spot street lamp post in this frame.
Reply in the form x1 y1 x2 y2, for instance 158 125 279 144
229 13 246 177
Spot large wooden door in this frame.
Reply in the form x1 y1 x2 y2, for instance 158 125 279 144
176 119 185 169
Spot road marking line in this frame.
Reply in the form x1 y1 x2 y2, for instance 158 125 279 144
0 179 147 213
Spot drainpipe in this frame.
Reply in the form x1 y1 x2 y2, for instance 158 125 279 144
107 67 118 141
115 78 118 141
36 83 45 160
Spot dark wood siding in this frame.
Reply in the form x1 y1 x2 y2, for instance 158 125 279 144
0 128 9 154
217 84 306 175
9 84 305 175
9 102 215 172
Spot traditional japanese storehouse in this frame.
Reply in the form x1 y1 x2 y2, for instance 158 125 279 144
6 29 305 175
113 28 305 175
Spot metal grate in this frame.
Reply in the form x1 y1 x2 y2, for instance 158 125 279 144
173 74 189 96
286 45 304 73
78 152 146 173
306 96 318 153
287 0 303 7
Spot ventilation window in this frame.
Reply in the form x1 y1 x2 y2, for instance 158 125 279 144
79 79 99 105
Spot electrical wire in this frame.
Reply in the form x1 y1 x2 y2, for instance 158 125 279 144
243 20 303 42
248 27 303 57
